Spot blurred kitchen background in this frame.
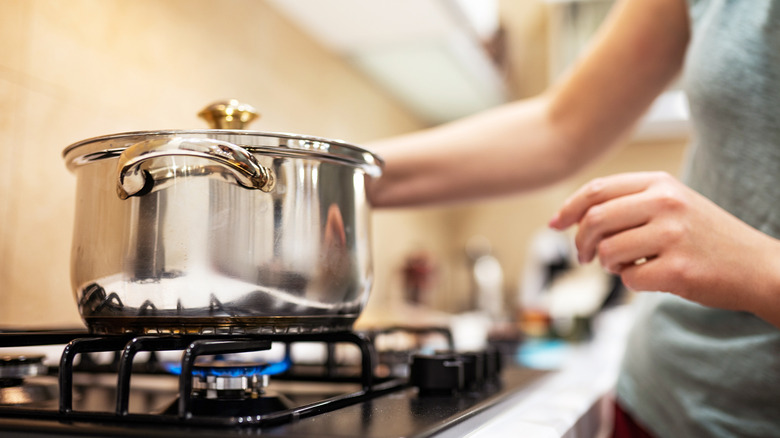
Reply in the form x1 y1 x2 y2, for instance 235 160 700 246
0 0 687 330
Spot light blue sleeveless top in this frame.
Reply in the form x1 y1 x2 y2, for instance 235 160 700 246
616 1 780 436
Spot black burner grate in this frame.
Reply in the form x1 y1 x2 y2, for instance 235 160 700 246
0 331 405 428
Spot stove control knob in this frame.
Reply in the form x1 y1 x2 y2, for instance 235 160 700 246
409 354 464 396
483 348 502 382
458 352 484 389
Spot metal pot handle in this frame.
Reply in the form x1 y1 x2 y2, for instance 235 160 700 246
115 137 275 199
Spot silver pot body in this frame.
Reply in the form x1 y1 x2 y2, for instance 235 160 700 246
63 130 382 334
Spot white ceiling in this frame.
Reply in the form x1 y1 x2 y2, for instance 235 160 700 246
267 0 508 124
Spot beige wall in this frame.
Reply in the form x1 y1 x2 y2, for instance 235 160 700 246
0 0 687 330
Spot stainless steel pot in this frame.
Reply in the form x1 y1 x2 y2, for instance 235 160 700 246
62 101 383 334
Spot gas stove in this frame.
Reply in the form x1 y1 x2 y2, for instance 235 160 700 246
0 328 546 437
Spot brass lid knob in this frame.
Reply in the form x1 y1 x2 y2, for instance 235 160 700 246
198 99 260 129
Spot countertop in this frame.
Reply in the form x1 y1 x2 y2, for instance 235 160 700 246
438 305 634 438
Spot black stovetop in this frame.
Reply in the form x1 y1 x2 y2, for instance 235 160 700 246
0 330 546 438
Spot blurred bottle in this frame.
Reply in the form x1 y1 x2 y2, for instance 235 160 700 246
465 236 505 320
402 249 437 306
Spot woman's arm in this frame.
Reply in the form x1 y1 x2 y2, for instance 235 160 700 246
368 0 690 208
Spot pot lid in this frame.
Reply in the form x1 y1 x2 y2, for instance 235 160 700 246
62 100 383 177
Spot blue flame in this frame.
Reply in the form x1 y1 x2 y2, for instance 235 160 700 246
164 363 183 375
163 357 292 377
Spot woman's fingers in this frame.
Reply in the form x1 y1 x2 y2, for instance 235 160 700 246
594 223 665 274
573 192 654 263
550 172 678 264
549 172 662 231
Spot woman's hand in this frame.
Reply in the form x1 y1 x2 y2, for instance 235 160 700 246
549 171 780 322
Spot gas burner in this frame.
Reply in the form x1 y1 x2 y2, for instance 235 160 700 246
163 360 296 419
0 355 47 387
192 361 275 400
0 354 56 406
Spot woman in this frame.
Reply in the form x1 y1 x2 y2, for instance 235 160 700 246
368 0 780 436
